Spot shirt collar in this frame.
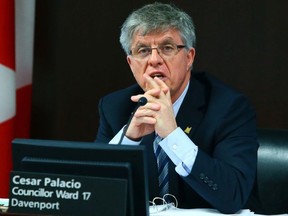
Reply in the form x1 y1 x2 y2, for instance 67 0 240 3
173 82 189 117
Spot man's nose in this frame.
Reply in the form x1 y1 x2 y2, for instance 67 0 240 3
148 47 163 65
150 47 160 54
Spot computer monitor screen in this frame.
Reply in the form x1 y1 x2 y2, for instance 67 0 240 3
11 138 149 216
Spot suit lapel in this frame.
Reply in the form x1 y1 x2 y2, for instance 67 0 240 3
176 75 206 140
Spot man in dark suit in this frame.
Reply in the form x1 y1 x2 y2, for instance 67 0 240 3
96 2 258 214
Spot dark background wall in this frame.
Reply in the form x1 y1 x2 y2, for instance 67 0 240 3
31 0 288 142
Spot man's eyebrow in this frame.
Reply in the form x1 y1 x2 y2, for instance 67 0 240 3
133 37 176 47
133 42 149 48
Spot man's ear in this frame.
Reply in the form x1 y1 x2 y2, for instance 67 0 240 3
187 48 196 71
127 55 132 65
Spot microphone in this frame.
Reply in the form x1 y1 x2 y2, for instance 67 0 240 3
118 97 148 145
137 97 148 106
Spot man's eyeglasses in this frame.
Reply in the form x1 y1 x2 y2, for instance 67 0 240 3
129 43 186 60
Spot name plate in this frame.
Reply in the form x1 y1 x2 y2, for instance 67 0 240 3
9 171 127 216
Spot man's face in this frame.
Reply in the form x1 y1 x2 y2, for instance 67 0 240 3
127 29 195 103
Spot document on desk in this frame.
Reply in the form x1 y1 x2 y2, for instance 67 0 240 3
149 205 254 216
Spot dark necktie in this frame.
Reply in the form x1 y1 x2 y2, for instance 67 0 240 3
153 135 169 197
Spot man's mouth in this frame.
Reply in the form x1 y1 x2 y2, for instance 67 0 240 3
151 73 164 78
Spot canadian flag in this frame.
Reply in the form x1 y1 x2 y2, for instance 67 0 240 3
0 0 35 197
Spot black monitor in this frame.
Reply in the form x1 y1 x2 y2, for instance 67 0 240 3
11 138 149 216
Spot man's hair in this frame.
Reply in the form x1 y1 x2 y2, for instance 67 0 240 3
120 2 196 55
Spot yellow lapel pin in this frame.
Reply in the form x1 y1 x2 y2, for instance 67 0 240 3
184 126 192 134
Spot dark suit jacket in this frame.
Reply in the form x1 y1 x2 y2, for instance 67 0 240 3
96 71 259 213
